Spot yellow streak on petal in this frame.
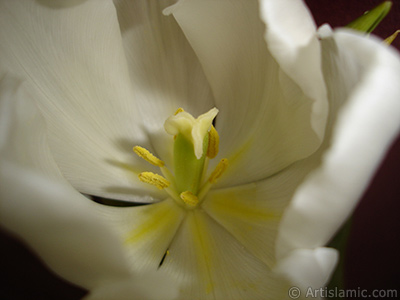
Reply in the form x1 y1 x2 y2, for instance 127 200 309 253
205 186 280 223
189 211 215 295
226 137 253 166
125 200 184 245
202 185 282 267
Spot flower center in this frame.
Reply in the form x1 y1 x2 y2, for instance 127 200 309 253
133 108 228 209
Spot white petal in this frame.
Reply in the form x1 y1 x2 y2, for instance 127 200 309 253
0 162 131 289
276 30 400 256
259 0 327 111
201 184 285 268
112 0 215 130
275 247 338 291
1 162 178 300
205 128 339 287
0 0 161 201
0 75 62 180
161 210 289 300
202 139 329 266
0 75 130 288
166 0 327 186
84 271 178 300
94 199 186 271
0 75 176 298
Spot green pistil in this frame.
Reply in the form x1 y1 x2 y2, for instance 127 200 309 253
174 133 208 195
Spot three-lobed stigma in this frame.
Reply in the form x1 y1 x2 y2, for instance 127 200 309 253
134 108 228 209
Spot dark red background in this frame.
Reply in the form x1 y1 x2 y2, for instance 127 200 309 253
1 1 399 299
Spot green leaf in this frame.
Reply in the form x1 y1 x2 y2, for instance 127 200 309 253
346 1 392 33
384 30 400 45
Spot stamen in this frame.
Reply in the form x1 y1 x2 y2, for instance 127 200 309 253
174 107 184 115
180 191 199 207
208 158 229 183
133 146 164 167
207 125 219 158
138 172 170 189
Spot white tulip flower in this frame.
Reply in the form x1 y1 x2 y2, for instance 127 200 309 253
1 0 399 299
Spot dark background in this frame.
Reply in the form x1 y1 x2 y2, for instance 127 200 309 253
1 1 399 299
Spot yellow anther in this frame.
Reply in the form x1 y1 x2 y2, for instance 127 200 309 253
207 125 219 159
208 158 229 183
138 172 170 189
180 191 199 207
174 107 184 115
133 146 164 167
